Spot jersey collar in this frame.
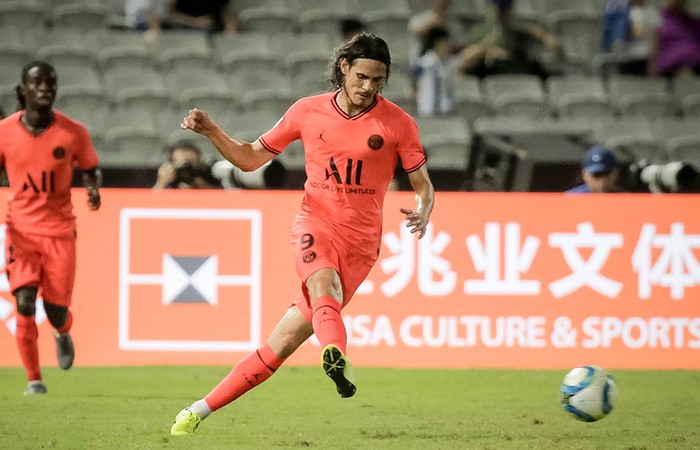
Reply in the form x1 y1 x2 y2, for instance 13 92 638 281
331 90 378 120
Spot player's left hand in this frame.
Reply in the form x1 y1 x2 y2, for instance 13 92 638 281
400 207 429 239
87 187 101 211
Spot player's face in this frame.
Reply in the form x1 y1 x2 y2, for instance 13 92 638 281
22 66 58 110
341 58 387 110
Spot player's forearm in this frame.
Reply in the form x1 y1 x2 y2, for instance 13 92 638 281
83 168 102 190
206 126 266 172
410 167 435 219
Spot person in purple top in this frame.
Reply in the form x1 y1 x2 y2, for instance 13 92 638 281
650 0 700 77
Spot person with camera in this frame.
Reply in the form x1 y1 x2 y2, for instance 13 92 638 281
567 145 626 193
152 139 221 189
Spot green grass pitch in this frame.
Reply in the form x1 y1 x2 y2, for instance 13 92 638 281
0 366 698 449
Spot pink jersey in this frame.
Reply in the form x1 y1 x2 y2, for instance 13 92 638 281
0 110 99 237
260 91 427 257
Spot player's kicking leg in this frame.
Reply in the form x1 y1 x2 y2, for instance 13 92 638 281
44 303 74 370
322 344 356 398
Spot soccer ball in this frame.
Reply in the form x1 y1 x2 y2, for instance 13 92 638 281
559 366 618 422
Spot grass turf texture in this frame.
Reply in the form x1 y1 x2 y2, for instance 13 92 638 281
0 366 698 449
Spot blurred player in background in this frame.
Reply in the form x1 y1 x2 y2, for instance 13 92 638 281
0 61 102 395
171 33 435 435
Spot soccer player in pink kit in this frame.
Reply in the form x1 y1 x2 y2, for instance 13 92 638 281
171 33 435 435
0 61 102 395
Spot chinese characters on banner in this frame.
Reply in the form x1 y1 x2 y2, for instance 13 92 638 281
0 190 697 369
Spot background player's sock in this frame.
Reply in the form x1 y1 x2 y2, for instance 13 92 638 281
312 296 347 354
55 310 73 335
16 314 41 381
204 343 284 411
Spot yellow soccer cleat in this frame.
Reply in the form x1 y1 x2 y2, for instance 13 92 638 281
170 408 201 436
322 344 356 398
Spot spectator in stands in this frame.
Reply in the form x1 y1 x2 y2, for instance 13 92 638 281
125 0 170 39
340 18 366 43
166 0 237 35
0 107 5 120
153 140 221 189
567 146 625 193
601 0 661 75
460 0 563 79
649 0 700 77
408 0 469 64
411 26 470 117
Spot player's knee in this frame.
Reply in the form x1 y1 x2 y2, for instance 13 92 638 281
14 287 38 317
43 301 68 328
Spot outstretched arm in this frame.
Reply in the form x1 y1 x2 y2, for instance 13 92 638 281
401 165 435 239
181 108 274 172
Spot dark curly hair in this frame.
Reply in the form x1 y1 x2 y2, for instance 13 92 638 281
328 32 391 91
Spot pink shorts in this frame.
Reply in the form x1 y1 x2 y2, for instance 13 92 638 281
5 229 77 307
290 220 376 322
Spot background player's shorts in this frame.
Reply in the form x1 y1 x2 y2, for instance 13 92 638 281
290 220 376 322
5 229 77 307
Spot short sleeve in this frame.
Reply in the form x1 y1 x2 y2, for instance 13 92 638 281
397 115 427 173
259 101 303 155
73 123 99 170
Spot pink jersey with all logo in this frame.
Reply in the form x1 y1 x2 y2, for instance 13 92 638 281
260 91 427 257
0 110 99 237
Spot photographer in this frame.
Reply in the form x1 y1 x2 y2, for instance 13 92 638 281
153 140 221 189
566 145 626 194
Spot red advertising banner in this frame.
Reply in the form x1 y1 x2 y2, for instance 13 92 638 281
0 189 698 369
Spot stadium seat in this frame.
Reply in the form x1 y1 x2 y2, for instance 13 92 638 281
103 127 164 168
36 45 99 75
58 102 109 137
238 8 297 33
103 66 163 100
268 32 336 59
453 75 489 124
211 32 272 61
232 0 290 15
240 89 297 117
362 10 411 40
0 46 35 85
682 94 700 117
51 3 110 32
606 75 676 118
0 84 19 115
107 105 158 132
671 76 700 111
25 26 87 52
97 46 155 73
548 10 602 69
299 9 359 36
54 86 107 112
227 69 292 99
52 64 102 90
415 115 472 171
286 51 333 97
546 75 612 119
114 87 172 119
481 74 549 117
165 67 228 94
653 118 700 159
150 30 210 55
0 1 46 29
158 47 217 73
592 117 662 162
220 51 282 84
665 136 700 168
177 87 239 119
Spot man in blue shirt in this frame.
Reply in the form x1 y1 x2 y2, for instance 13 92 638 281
567 146 625 193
